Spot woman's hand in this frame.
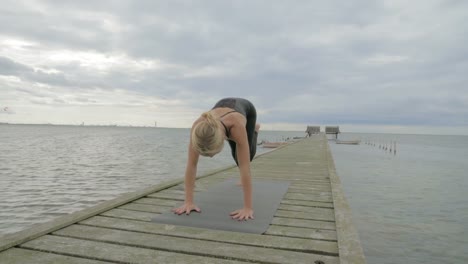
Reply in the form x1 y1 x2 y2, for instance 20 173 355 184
172 203 201 215
230 207 254 221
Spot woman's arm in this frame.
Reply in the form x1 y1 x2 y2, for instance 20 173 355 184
172 122 201 215
229 120 254 220
184 138 199 203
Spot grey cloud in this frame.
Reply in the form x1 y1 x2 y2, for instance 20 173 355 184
0 2 114 52
1 0 467 128
0 56 30 75
16 88 50 98
73 97 96 103
0 56 74 88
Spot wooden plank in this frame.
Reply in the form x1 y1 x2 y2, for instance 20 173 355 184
253 164 328 168
119 203 171 214
20 235 243 264
81 216 339 255
276 209 335 221
252 173 330 178
279 204 336 213
52 224 339 264
288 183 331 187
286 190 332 196
134 197 178 206
147 193 184 200
288 186 332 192
101 208 157 221
266 225 337 241
255 171 329 176
289 183 331 188
288 185 331 193
253 177 332 183
271 217 336 230
156 189 186 195
285 193 333 202
281 199 334 208
0 247 111 264
289 182 331 186
287 190 333 196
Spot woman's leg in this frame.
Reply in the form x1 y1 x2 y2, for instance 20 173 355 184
249 124 260 161
229 123 259 165
228 140 239 165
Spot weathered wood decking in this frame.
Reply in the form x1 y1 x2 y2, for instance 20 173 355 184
0 135 365 264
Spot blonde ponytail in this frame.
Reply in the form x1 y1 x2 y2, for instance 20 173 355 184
191 111 225 156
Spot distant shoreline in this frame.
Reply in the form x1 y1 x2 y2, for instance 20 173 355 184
1 122 468 136
0 122 160 129
0 123 303 133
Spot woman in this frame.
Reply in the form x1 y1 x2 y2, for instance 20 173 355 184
172 98 259 221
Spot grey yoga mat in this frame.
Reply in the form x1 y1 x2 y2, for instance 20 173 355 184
152 179 290 234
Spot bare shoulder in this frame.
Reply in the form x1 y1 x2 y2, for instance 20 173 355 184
224 111 246 125
227 114 248 142
224 113 246 135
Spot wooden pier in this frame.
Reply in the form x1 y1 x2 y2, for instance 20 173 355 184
0 135 365 263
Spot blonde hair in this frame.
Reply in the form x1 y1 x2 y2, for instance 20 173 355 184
191 111 225 156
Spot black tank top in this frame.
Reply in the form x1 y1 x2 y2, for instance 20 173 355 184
212 98 255 138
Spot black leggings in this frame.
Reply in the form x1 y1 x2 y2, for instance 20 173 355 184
228 131 258 166
213 98 257 165
228 110 257 166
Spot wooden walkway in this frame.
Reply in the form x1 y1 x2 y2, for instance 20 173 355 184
0 135 365 264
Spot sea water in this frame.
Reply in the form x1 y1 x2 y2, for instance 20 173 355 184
330 133 468 263
0 124 299 235
1 125 466 263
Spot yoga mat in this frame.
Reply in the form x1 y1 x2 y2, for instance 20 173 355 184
152 179 290 234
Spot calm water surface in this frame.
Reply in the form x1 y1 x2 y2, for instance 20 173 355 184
0 124 298 235
330 133 468 264
1 125 467 263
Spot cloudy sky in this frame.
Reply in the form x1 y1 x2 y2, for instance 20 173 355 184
1 0 467 134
